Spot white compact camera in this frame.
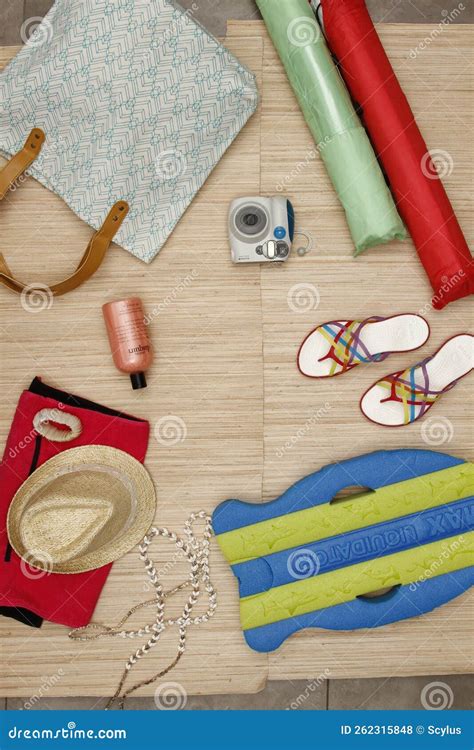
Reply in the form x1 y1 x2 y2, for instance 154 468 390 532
229 196 295 263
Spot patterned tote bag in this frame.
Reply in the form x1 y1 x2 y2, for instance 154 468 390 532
0 0 258 295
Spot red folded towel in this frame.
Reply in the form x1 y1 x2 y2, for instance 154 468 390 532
0 378 149 629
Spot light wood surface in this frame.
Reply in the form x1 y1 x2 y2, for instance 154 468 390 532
0 36 268 699
0 21 473 696
227 20 474 681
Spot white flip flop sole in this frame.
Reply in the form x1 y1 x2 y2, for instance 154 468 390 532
298 314 430 378
361 334 474 426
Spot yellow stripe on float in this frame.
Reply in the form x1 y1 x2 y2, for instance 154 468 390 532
240 532 474 631
217 463 474 565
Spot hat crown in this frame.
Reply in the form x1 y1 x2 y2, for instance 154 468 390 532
22 497 114 564
7 446 157 574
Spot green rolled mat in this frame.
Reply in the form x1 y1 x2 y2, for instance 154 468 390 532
256 0 406 254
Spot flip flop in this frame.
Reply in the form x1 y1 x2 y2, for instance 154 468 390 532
360 333 474 427
297 314 430 378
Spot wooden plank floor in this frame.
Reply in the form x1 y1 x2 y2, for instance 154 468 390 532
0 36 268 698
0 21 473 697
227 21 474 681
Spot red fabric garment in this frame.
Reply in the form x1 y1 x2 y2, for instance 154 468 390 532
321 0 474 309
0 378 149 628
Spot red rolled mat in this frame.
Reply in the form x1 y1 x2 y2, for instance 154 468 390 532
320 0 474 309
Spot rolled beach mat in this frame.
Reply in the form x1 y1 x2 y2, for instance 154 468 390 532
320 0 474 308
256 0 406 255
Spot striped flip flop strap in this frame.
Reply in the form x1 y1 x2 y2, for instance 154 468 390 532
318 317 388 375
379 361 459 424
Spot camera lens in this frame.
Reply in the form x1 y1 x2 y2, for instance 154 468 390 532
242 213 259 227
234 205 268 237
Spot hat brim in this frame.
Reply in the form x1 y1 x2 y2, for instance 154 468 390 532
7 445 156 574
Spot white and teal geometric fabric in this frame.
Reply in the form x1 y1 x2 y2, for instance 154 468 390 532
0 0 258 262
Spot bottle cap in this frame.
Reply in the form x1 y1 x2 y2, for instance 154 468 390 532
130 372 147 390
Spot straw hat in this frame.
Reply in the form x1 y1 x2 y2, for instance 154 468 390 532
7 446 156 574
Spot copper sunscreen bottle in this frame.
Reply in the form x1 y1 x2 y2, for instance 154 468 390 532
102 298 153 390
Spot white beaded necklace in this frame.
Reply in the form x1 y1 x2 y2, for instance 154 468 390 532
69 512 217 709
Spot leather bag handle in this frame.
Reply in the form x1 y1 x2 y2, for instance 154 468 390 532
0 128 129 297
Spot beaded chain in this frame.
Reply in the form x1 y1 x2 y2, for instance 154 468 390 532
69 511 217 709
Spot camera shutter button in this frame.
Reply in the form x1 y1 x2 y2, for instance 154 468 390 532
274 226 286 240
266 240 277 259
